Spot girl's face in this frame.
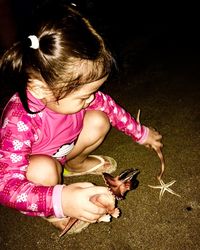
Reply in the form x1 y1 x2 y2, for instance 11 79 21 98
43 75 108 114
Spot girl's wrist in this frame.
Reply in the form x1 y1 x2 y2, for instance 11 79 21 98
52 184 66 218
137 126 149 144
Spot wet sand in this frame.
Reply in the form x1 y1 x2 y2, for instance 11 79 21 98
0 4 200 250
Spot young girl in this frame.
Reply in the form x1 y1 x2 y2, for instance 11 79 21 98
0 4 162 234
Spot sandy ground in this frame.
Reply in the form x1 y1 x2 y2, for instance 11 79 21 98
0 9 200 250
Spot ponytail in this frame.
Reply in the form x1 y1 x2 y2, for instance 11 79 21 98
0 4 115 114
0 39 33 113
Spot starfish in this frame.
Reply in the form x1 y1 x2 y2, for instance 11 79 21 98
148 179 181 201
136 110 181 201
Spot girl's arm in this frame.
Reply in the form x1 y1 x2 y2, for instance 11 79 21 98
0 97 114 220
87 91 149 144
0 98 56 217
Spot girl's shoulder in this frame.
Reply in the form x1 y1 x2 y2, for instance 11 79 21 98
0 93 41 127
1 93 25 117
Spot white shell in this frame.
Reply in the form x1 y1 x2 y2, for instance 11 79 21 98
98 214 111 222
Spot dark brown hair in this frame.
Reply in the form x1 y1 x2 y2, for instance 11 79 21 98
0 4 114 113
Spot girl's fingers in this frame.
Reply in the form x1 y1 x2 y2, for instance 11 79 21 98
145 140 163 150
70 182 95 188
84 200 108 215
79 209 106 223
85 186 112 198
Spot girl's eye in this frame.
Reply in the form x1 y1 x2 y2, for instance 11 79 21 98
82 96 89 100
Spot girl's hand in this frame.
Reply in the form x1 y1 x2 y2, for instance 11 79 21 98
61 182 114 223
143 127 163 151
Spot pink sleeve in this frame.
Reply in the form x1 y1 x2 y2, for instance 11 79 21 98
87 91 149 144
52 184 65 218
0 98 55 217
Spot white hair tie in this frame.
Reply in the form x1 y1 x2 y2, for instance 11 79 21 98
28 35 39 49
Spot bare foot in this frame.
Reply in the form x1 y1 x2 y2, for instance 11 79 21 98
44 216 71 231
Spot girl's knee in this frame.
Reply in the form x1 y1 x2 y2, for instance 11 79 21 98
85 110 110 135
27 155 62 186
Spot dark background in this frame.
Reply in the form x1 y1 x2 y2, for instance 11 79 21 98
0 1 200 250
1 1 199 55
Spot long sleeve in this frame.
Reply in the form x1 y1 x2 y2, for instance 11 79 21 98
87 91 149 143
0 95 59 217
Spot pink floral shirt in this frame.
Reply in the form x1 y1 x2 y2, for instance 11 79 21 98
0 90 148 218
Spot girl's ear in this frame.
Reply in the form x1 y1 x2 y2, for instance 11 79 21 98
27 79 51 99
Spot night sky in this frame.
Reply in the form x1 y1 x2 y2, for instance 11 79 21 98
1 1 199 49
0 0 199 83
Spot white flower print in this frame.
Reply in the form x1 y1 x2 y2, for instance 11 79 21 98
17 121 28 132
100 106 105 111
109 100 114 106
24 140 31 147
53 143 74 158
27 113 36 118
37 212 45 217
13 140 23 150
2 118 9 128
34 134 39 141
121 116 128 123
102 94 107 101
10 153 22 163
12 173 25 180
0 154 3 159
17 193 28 202
10 95 17 101
127 124 133 130
20 165 28 171
28 203 38 211
113 107 118 114
38 112 43 118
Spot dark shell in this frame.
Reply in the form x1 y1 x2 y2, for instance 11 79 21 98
103 168 140 200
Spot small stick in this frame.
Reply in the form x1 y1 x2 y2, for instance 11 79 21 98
136 109 141 123
59 218 78 237
154 147 165 181
136 109 165 180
